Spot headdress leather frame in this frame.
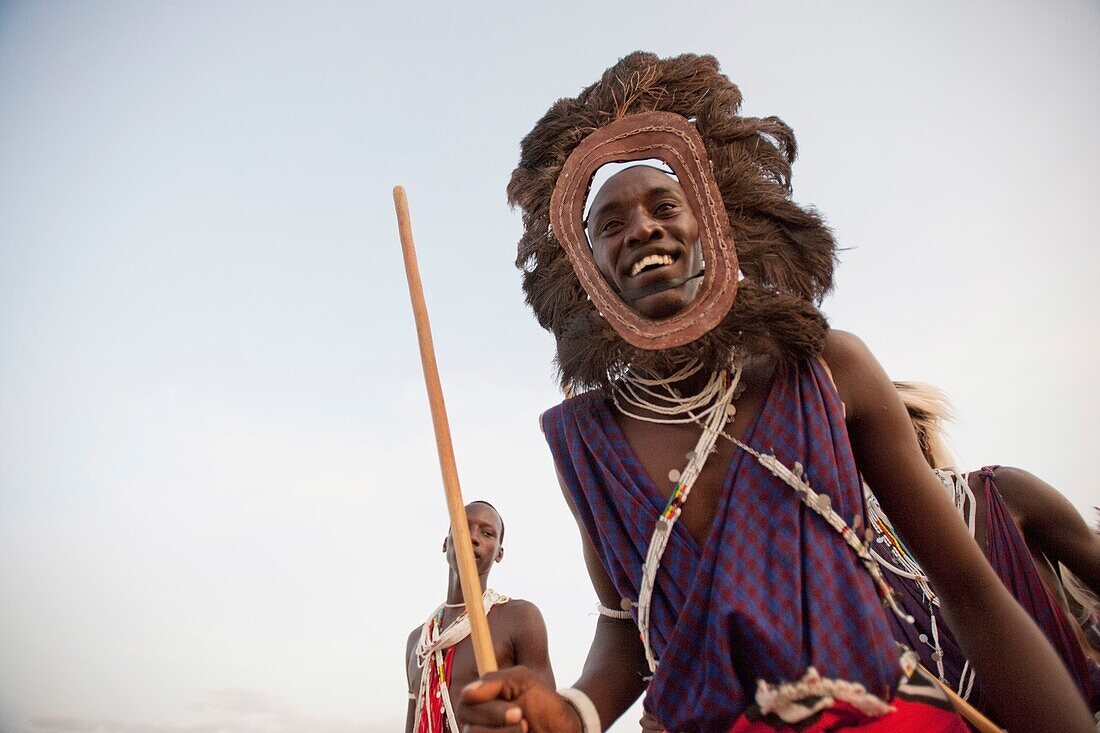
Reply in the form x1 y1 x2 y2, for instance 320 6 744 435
549 111 739 351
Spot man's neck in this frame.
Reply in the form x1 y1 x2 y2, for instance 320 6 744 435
443 570 490 608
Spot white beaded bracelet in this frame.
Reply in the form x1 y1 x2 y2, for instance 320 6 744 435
558 687 601 733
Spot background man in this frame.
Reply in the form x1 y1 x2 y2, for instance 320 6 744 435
405 500 554 732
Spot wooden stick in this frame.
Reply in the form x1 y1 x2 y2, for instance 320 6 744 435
920 665 1002 733
393 185 497 676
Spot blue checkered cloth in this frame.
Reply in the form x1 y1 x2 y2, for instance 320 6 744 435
542 360 900 732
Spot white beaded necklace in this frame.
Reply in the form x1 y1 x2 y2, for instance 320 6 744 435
611 359 736 425
613 360 911 676
615 361 744 672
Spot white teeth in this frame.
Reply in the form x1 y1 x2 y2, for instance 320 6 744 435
630 254 674 277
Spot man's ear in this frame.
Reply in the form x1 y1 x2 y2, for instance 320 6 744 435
442 537 449 553
495 546 504 563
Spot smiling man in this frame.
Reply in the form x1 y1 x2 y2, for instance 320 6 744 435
404 501 554 733
454 52 1095 733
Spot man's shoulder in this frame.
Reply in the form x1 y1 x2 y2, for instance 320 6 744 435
489 597 549 653
494 596 539 612
984 465 1036 491
489 597 545 627
819 328 893 419
539 399 571 435
491 596 537 613
821 329 873 372
539 390 607 432
406 624 424 654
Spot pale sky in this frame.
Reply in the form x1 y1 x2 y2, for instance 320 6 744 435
1 2 1097 732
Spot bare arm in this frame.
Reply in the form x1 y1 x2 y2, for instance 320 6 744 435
569 503 651 723
405 627 420 733
508 600 557 688
992 466 1100 596
825 330 1093 732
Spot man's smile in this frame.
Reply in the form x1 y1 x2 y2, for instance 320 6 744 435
628 252 676 278
588 165 703 319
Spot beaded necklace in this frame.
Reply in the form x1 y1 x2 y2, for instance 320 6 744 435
413 589 509 733
414 607 463 733
613 361 744 672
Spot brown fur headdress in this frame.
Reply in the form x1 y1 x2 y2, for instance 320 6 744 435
509 52 836 390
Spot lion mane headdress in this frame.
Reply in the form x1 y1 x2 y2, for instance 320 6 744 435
509 51 837 391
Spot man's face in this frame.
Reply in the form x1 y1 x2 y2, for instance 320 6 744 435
586 165 703 320
443 502 504 576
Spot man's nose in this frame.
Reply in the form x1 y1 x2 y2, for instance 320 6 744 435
623 212 660 247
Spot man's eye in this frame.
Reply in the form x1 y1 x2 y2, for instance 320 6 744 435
654 202 678 215
598 220 622 234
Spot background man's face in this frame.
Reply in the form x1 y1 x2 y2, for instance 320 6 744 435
443 502 504 575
